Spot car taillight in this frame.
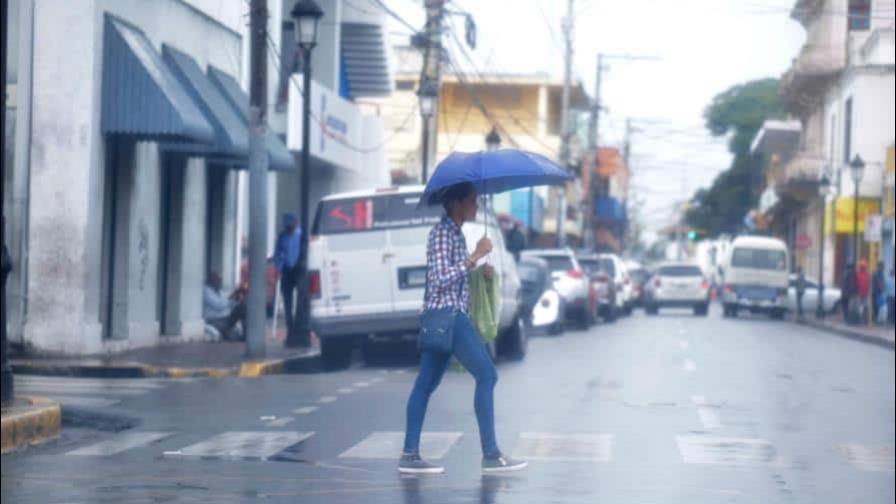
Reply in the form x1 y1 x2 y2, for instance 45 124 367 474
566 269 584 279
596 274 609 283
309 270 321 298
701 278 709 289
654 278 662 288
724 285 733 293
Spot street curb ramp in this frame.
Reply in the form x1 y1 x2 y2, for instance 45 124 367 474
1 396 62 453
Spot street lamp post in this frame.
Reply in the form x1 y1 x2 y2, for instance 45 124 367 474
849 155 866 264
816 172 831 319
290 0 323 348
418 79 438 183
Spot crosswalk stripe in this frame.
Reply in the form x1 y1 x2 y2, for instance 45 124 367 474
834 443 895 472
264 417 295 427
164 431 314 460
677 436 784 466
339 432 462 460
67 432 174 456
512 433 612 462
292 406 319 415
16 376 167 389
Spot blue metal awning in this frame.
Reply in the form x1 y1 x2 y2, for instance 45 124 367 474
162 45 248 158
101 16 213 142
207 67 296 172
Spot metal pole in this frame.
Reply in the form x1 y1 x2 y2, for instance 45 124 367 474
291 49 313 348
246 0 269 357
556 0 573 249
421 118 430 183
1 0 14 407
854 183 860 263
816 198 826 319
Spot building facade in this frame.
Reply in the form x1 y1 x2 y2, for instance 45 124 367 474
757 0 895 287
2 0 392 355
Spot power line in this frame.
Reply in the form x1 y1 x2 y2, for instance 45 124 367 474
370 0 420 34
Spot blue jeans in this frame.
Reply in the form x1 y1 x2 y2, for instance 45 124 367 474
403 313 499 457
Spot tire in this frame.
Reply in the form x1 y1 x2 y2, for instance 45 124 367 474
321 337 353 371
623 304 633 316
603 306 617 323
694 303 709 317
549 320 565 335
577 308 592 330
646 304 659 315
770 309 787 320
499 317 527 361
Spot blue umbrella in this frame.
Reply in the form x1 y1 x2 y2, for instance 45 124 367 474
419 149 573 207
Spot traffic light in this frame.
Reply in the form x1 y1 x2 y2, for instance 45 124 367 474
687 230 698 241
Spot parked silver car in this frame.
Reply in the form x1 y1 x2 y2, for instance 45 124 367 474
787 274 841 314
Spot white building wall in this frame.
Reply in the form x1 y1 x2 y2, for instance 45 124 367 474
24 0 244 354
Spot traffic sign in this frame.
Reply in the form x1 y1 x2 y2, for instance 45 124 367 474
795 233 812 251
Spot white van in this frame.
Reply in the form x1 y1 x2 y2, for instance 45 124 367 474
308 186 525 368
720 235 790 319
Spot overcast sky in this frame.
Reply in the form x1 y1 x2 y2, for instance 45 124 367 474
383 0 807 236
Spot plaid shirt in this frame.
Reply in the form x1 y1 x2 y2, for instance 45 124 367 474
424 217 470 312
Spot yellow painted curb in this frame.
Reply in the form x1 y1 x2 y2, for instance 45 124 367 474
238 359 285 377
1 396 62 454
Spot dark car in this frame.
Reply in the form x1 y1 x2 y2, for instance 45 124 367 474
518 256 565 334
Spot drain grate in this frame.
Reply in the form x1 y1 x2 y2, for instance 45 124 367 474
834 444 895 472
677 435 782 466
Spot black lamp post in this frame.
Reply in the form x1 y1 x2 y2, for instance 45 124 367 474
418 79 438 183
816 172 831 319
849 154 866 264
290 0 323 348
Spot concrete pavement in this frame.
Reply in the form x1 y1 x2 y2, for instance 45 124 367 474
2 306 893 503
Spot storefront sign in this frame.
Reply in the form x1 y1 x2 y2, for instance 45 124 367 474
865 214 882 243
825 198 881 234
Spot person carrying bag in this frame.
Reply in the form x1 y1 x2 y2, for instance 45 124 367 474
401 182 527 475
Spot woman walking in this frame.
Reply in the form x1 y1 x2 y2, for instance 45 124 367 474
399 182 527 474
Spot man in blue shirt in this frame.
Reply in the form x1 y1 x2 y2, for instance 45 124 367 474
274 213 302 340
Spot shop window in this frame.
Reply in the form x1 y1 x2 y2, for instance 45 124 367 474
848 0 871 31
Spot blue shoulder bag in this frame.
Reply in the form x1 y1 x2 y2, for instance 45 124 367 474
418 263 457 353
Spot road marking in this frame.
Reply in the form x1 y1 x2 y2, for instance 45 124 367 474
679 340 689 350
337 387 355 394
292 406 319 415
16 376 166 389
16 384 147 396
264 417 295 428
369 377 385 383
353 381 371 388
691 396 721 430
683 359 696 372
339 432 462 460
834 443 895 472
677 436 784 466
512 433 612 462
67 432 174 456
165 431 314 460
318 396 338 404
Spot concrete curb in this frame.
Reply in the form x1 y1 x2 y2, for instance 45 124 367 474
1 396 62 453
11 350 322 380
802 320 895 350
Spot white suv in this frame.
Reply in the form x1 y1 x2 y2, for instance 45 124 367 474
308 186 526 368
644 263 710 316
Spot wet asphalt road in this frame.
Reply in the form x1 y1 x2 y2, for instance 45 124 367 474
2 306 894 503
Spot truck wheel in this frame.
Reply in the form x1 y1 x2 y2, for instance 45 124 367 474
321 338 353 371
500 317 527 361
771 309 787 320
604 307 617 323
646 304 658 315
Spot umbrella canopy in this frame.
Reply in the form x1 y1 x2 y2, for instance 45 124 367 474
420 149 573 207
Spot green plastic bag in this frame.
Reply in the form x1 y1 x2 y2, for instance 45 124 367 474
469 267 501 344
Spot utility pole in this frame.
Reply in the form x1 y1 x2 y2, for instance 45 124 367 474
246 0 268 358
583 54 604 251
419 0 445 182
557 0 573 248
622 118 632 251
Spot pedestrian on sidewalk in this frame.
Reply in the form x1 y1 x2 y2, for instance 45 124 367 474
240 255 279 318
203 272 247 341
855 260 871 325
886 267 895 326
273 214 301 340
400 182 527 475
795 266 807 321
871 261 885 324
841 262 856 324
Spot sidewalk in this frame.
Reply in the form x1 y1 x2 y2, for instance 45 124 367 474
11 329 322 379
1 396 61 453
798 316 895 350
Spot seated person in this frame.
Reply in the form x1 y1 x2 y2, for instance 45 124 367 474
203 272 246 341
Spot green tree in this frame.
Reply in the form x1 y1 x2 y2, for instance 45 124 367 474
685 78 783 236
